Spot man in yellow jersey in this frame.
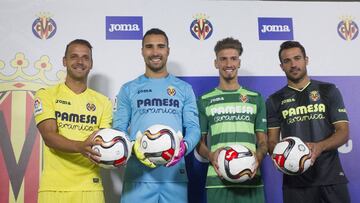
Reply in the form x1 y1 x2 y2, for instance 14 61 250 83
34 39 113 203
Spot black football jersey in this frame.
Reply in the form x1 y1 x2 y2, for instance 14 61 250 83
266 80 348 187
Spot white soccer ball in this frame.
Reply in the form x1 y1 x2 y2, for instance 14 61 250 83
217 144 256 183
92 128 132 169
137 124 182 166
272 136 312 175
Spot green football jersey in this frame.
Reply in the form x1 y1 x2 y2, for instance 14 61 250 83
198 87 267 188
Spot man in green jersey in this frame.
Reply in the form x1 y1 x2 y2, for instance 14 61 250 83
197 37 268 203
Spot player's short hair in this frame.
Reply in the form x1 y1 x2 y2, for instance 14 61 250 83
214 37 243 56
278 41 307 63
64 39 93 57
142 28 169 48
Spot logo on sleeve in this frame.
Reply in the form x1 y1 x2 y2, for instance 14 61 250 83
34 98 43 115
113 98 117 112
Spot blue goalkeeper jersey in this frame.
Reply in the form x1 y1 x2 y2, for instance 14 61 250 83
113 74 200 182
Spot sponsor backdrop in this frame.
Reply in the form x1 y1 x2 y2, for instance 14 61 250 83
0 0 359 202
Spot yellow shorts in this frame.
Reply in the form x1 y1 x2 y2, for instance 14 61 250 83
38 191 105 203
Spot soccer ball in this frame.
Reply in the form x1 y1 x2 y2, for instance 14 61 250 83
137 124 182 166
92 128 132 169
272 136 311 175
217 144 256 183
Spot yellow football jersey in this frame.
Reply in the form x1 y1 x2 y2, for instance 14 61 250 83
34 83 112 191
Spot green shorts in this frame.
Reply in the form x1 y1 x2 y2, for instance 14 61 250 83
207 187 265 203
38 191 104 203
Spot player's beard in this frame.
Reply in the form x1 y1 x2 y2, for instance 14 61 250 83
145 56 167 73
220 68 239 82
67 64 90 82
286 67 307 84
147 63 166 73
222 74 237 82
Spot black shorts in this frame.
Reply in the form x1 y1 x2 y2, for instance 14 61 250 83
283 184 350 203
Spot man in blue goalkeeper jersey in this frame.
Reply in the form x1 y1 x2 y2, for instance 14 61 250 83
266 41 350 203
113 28 200 203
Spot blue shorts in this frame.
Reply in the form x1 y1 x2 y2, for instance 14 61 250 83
120 182 187 203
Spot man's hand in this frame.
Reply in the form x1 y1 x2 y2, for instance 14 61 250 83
251 151 260 178
208 147 224 178
166 138 186 167
133 131 156 168
79 131 101 163
306 142 323 165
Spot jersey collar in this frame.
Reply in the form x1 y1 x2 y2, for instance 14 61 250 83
287 81 311 92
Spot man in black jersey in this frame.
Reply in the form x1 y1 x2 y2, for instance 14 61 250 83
266 41 350 203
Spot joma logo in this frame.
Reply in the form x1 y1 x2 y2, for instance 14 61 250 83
108 23 140 32
261 25 291 33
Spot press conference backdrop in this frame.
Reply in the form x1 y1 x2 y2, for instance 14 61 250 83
0 1 359 202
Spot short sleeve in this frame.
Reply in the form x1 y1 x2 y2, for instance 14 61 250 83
328 85 348 123
34 88 55 125
255 94 267 133
266 96 281 129
99 98 113 129
197 98 208 135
